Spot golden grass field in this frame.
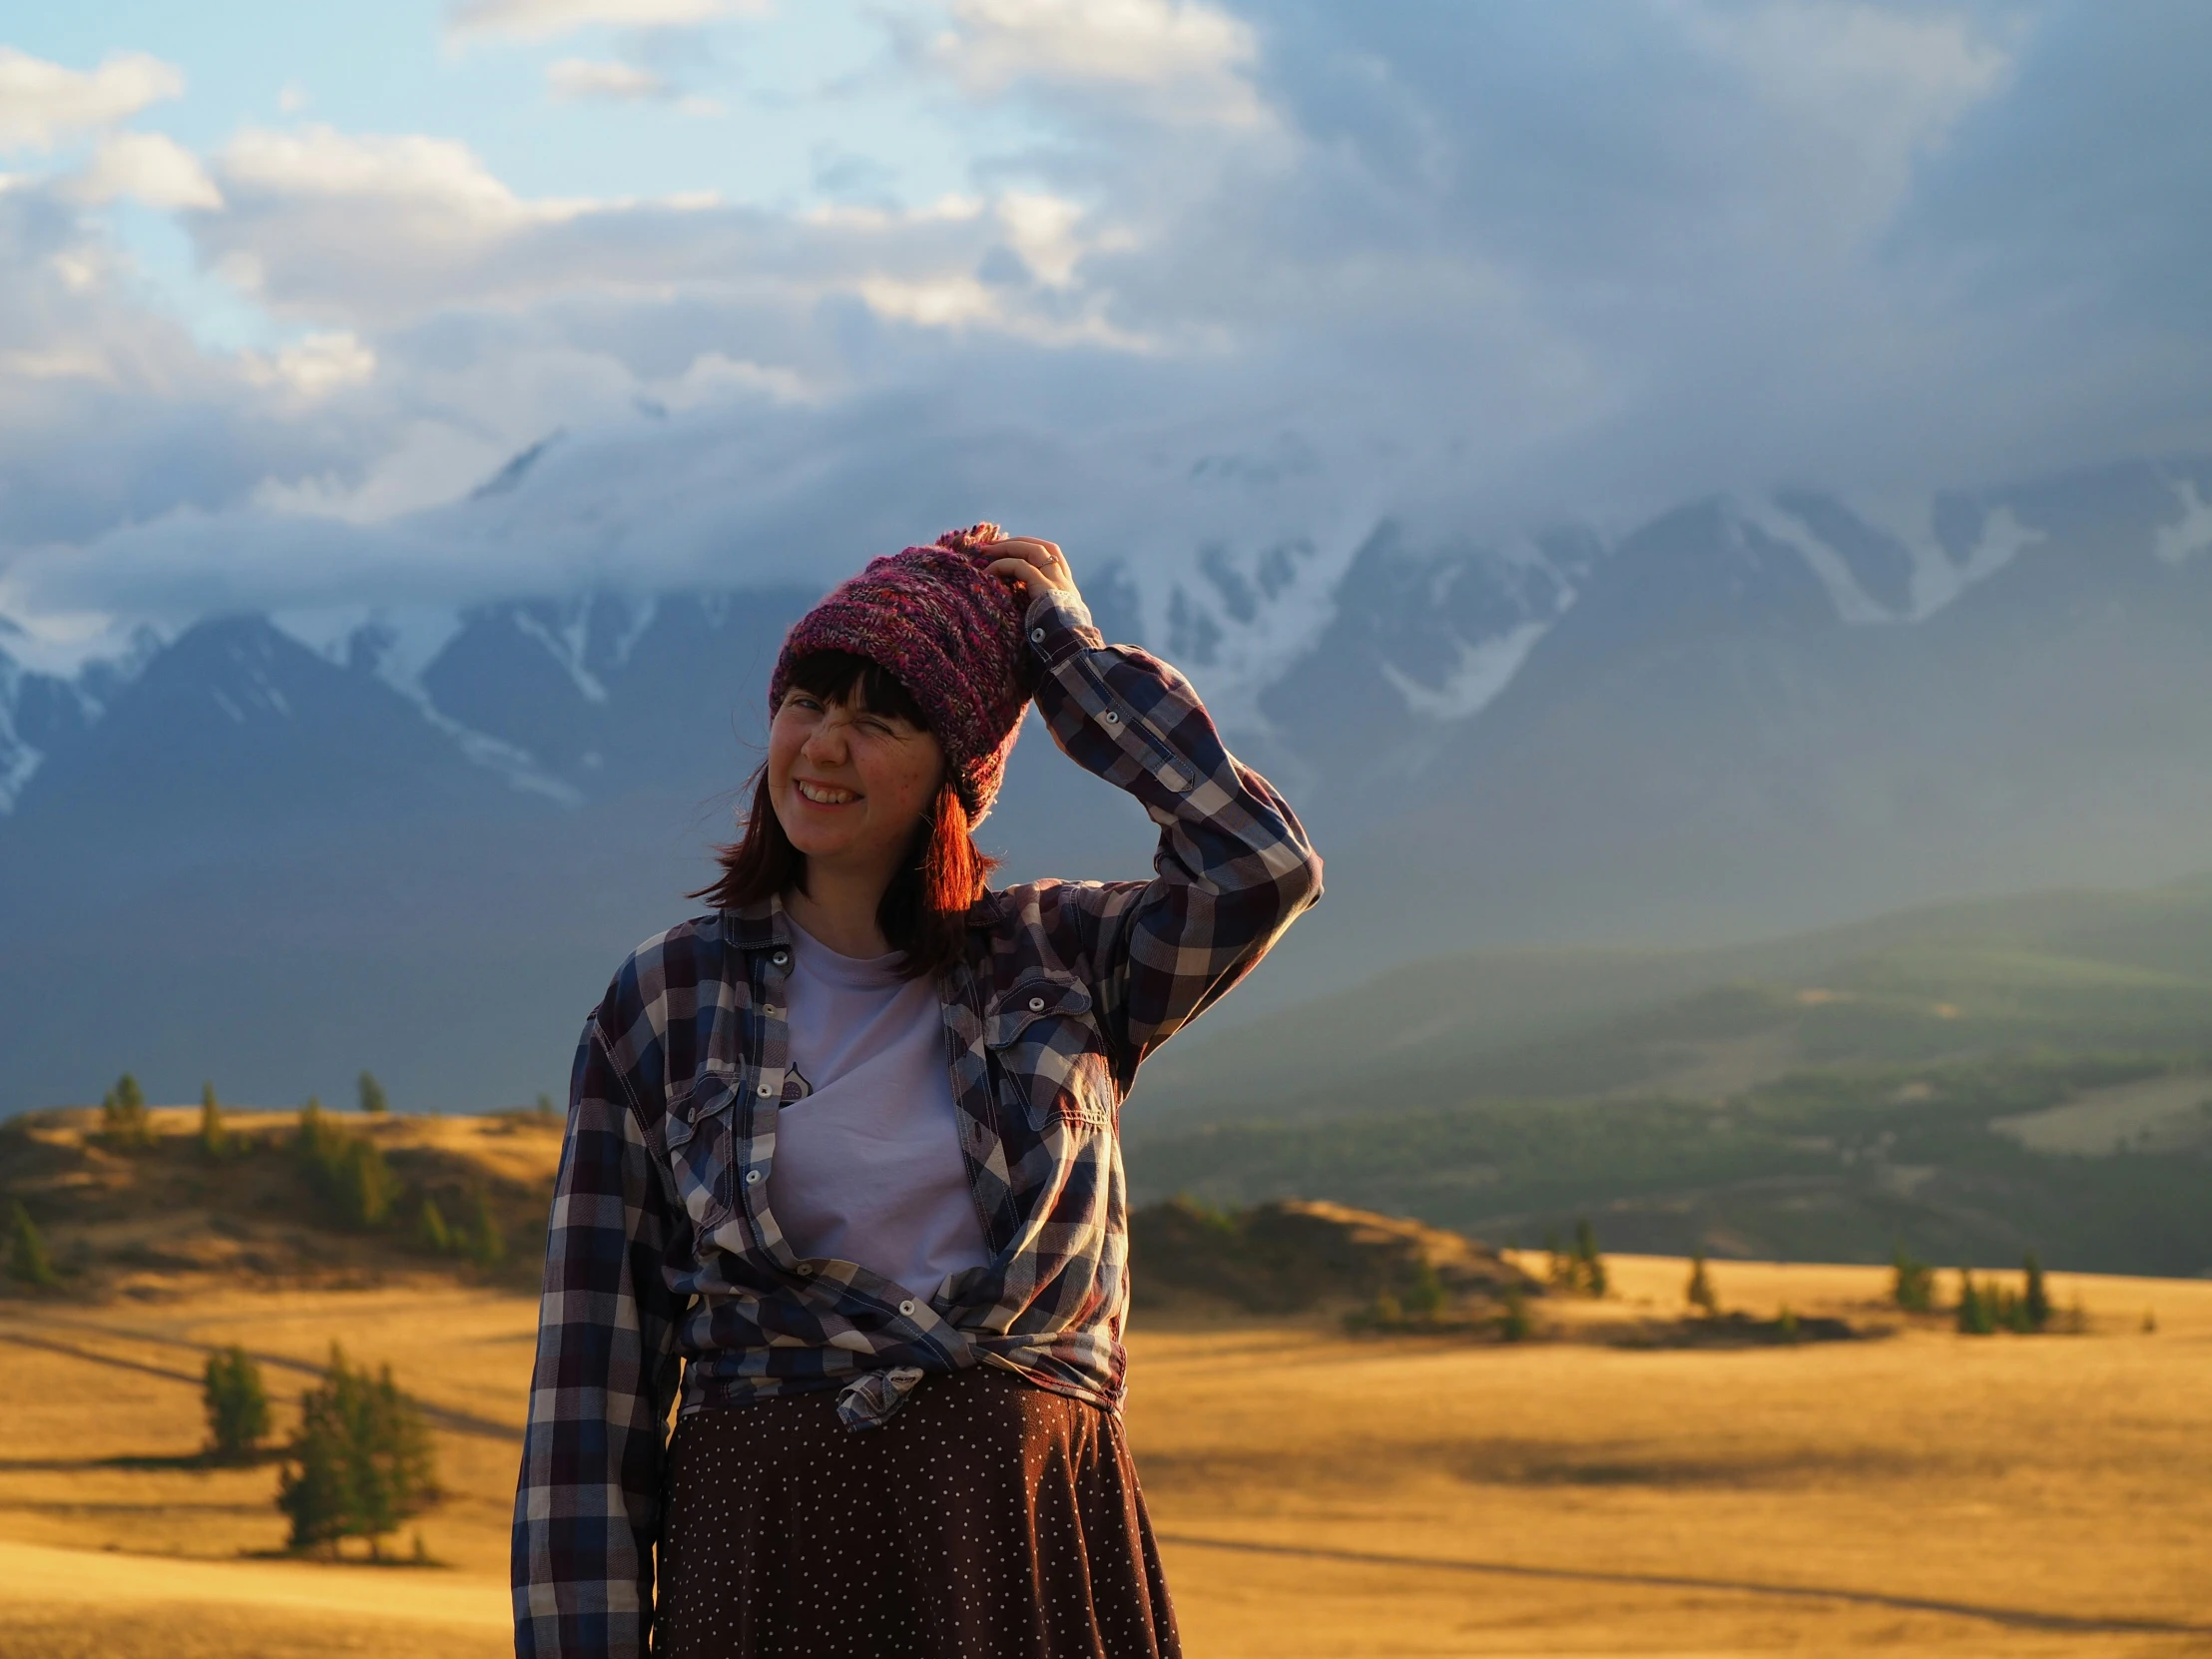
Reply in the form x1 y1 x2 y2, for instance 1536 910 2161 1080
2 1253 2208 1657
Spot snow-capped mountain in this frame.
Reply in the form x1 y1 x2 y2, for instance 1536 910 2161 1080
5 455 2211 1116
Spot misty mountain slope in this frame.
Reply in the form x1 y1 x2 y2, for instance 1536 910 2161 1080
6 455 2212 1115
1128 875 2212 1132
1122 879 2212 1276
1243 466 2212 1006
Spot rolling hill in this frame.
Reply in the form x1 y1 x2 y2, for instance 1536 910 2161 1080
1124 876 2212 1275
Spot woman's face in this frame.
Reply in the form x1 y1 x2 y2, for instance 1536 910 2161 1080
768 685 947 877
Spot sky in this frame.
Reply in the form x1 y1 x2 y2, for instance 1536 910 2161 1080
2 0 2210 666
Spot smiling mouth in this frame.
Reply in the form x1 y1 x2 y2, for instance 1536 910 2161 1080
795 779 858 806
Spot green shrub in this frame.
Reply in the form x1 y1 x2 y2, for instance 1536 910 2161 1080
1685 1253 1719 1317
2022 1252 2051 1332
357 1071 388 1116
5 1202 58 1290
296 1102 396 1230
1955 1269 1996 1336
466 1191 505 1268
100 1073 153 1149
1891 1247 1936 1313
416 1199 453 1256
1401 1257 1447 1320
1546 1219 1609 1298
203 1346 271 1461
199 1082 229 1158
1496 1283 1532 1342
276 1345 437 1557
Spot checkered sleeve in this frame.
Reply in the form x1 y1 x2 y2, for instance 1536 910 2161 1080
1024 587 1324 1074
512 1006 686 1659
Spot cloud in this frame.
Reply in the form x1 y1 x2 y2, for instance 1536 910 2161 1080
0 48 186 153
546 57 670 101
239 329 377 397
0 179 364 555
67 131 224 211
445 0 769 44
9 0 2212 665
927 0 1267 125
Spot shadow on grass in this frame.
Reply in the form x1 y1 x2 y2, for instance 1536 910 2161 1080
1157 1533 2212 1637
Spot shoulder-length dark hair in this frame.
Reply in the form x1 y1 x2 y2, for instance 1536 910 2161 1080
693 650 998 979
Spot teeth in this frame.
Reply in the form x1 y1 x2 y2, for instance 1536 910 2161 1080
797 780 856 805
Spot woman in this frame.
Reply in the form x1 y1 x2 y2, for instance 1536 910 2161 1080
513 525 1322 1658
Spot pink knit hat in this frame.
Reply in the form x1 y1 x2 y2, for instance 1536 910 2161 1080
770 523 1039 821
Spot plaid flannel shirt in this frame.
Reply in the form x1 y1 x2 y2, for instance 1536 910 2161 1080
512 588 1323 1657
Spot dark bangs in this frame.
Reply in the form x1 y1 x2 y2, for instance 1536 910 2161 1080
781 649 930 730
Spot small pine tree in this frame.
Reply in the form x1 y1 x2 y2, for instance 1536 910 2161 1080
6 1201 59 1290
467 1190 505 1268
1891 1247 1935 1313
1776 1305 1801 1344
203 1346 272 1462
2021 1252 2050 1333
199 1081 228 1158
1401 1257 1448 1320
101 1073 153 1148
536 1092 556 1119
1955 1269 1995 1336
2142 1308 2158 1335
336 1138 397 1230
416 1198 453 1256
1686 1254 1719 1317
277 1345 438 1557
1496 1283 1532 1343
297 1102 394 1229
357 1071 388 1116
1543 1230 1571 1290
1572 1219 1608 1298
278 1384 359 1555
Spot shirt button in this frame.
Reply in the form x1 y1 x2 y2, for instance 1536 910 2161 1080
772 949 790 966
745 1169 763 1185
897 1299 916 1317
757 1082 773 1097
1102 710 1120 725
797 1263 815 1276
1028 995 1046 1011
1030 627 1046 643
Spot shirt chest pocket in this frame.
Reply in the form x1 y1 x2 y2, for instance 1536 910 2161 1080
660 1072 742 1231
985 973 1119 1133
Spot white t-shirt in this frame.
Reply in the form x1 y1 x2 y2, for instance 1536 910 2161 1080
765 918 991 1301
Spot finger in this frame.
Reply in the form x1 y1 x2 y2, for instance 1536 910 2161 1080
990 546 1057 579
984 556 1067 591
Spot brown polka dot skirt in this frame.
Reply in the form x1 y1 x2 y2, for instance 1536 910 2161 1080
656 1369 1182 1658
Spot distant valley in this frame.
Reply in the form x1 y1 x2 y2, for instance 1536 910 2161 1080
1127 877 2212 1275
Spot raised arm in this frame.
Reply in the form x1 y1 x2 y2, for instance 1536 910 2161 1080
989 540 1324 1076
513 1005 687 1659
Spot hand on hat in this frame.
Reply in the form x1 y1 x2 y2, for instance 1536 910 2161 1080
985 537 1081 603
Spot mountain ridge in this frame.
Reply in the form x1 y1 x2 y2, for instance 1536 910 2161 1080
5 453 2211 1114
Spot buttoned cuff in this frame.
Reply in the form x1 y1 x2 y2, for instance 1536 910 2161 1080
1023 589 1104 668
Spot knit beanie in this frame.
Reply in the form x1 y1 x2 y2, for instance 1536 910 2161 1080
769 523 1039 822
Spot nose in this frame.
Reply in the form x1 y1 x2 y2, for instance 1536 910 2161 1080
800 709 852 764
